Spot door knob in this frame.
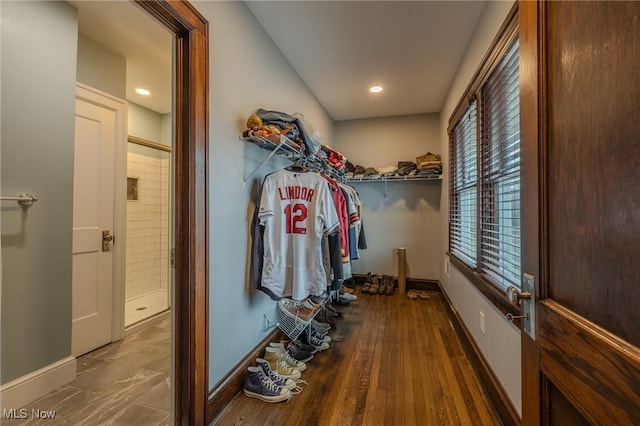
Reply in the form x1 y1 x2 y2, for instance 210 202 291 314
505 273 536 340
102 230 114 252
506 286 530 305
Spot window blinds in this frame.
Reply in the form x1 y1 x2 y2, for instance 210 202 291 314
479 38 521 291
450 100 478 267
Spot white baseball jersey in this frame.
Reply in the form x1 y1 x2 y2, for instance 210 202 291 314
258 169 340 300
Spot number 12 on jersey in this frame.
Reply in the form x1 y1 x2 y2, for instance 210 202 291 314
284 203 308 234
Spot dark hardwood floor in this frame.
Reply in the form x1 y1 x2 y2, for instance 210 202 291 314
215 289 502 426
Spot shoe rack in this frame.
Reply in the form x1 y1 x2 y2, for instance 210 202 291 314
263 292 336 340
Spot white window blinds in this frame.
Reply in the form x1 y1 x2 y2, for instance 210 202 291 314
479 38 521 291
450 100 478 267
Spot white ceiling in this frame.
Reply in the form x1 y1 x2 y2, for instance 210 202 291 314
246 1 486 121
69 1 487 121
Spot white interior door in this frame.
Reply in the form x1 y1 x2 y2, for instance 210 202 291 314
72 84 125 357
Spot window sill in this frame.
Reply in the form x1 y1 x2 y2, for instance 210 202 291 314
447 253 522 326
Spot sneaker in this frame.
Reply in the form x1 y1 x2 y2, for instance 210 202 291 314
315 308 338 326
341 285 354 294
385 277 395 295
290 339 318 355
378 275 388 295
332 297 351 306
302 299 322 314
311 319 331 332
362 272 372 294
309 327 331 343
277 299 314 322
263 347 302 380
343 278 356 289
286 342 314 363
324 304 343 317
340 291 357 302
244 367 291 403
255 358 296 391
267 343 306 372
301 327 330 351
368 275 380 294
309 294 329 305
309 321 328 335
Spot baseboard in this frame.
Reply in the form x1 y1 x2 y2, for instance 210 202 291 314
207 327 283 424
0 356 76 413
439 286 521 426
352 273 440 292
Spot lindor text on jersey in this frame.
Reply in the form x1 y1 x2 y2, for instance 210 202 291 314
278 186 315 202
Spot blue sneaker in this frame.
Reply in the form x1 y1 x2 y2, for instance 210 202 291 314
243 367 291 403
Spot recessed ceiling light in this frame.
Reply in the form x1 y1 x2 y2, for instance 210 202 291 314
369 86 383 93
135 88 151 96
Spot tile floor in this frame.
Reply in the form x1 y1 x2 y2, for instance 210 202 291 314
2 317 171 425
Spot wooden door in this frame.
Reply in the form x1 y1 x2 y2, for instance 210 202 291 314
520 1 640 424
72 84 125 356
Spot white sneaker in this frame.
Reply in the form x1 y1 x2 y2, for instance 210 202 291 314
340 292 357 302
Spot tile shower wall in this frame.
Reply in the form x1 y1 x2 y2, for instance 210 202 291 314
126 143 170 299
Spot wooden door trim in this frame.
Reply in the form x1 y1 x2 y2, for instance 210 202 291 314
133 1 209 424
519 0 544 424
539 301 640 425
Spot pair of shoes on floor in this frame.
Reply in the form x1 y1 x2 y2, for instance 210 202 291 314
339 291 357 302
300 325 330 351
362 272 379 294
324 304 343 317
266 343 306 373
314 309 337 327
311 318 331 333
244 357 297 403
378 275 395 295
407 290 431 300
263 346 302 379
362 273 396 295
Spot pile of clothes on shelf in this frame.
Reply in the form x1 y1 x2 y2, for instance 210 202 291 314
242 108 348 176
344 152 443 179
243 289 356 403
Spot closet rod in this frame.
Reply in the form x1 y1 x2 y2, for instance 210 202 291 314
1 193 38 208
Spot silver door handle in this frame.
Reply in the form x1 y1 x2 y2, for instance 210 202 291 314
102 230 114 252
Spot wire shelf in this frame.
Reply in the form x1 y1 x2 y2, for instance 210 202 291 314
263 293 335 341
241 135 345 184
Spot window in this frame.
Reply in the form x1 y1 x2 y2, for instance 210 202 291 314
448 7 521 305
450 101 478 267
479 38 521 292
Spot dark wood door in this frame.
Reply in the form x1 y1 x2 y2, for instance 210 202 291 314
520 1 640 425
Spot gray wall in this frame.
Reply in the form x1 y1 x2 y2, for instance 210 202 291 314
77 33 126 100
438 1 522 414
193 0 334 388
128 102 171 147
333 114 441 279
1 1 77 384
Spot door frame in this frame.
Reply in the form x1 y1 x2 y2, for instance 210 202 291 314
519 1 542 424
133 1 209 424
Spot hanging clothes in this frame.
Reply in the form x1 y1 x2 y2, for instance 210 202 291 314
256 169 340 301
339 183 361 260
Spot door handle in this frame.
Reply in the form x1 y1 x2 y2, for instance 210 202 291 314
505 273 536 340
102 230 114 252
